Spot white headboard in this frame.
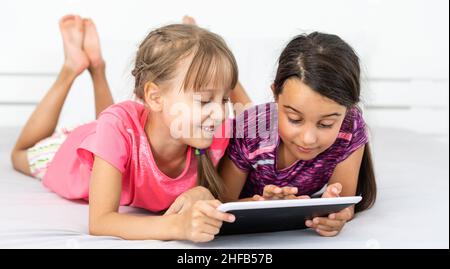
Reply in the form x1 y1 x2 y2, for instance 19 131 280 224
1 0 448 138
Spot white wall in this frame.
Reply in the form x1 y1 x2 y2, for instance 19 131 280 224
1 0 449 141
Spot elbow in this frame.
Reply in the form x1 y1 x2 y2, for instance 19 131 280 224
89 212 121 237
10 150 16 171
10 149 21 172
88 220 101 236
89 216 107 236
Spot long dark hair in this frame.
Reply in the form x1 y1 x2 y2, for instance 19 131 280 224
273 32 376 212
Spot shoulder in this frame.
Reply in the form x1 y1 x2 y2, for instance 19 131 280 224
234 102 277 131
337 106 367 142
230 102 279 160
97 100 146 128
325 106 368 162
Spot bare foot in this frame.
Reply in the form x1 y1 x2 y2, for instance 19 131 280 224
83 18 105 72
59 15 89 76
182 15 197 25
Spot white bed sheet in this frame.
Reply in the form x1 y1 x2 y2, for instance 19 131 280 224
0 126 448 249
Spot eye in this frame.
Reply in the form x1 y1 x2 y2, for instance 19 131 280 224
197 99 211 105
222 97 230 104
318 123 333 128
288 117 302 124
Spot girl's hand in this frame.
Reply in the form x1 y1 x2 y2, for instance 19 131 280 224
252 185 310 201
321 182 343 198
178 200 235 243
305 206 353 237
305 182 354 236
164 186 214 216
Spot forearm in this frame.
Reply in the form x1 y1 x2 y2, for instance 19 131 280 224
89 211 183 241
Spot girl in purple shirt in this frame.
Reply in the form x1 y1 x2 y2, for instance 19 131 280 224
220 32 377 237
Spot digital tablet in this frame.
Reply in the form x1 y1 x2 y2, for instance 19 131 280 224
217 196 362 235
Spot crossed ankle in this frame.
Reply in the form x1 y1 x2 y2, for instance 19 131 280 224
88 61 106 74
61 64 83 79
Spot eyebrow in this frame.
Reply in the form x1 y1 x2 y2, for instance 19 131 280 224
283 105 342 118
320 112 341 118
202 88 231 96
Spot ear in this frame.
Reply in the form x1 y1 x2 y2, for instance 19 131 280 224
143 82 163 112
271 83 278 101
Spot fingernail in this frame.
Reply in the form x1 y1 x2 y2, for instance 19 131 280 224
229 215 235 222
313 218 319 224
292 187 298 193
333 187 339 194
306 220 312 226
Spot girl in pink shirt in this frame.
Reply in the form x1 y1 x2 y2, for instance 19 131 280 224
10 15 251 242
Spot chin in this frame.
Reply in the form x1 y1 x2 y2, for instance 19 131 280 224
292 148 321 161
293 153 314 161
187 137 214 149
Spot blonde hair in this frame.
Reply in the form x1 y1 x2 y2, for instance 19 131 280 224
131 24 238 199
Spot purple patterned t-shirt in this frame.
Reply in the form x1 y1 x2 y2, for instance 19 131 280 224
226 102 369 198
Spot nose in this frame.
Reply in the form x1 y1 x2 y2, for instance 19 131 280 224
205 102 226 123
212 105 225 123
301 127 318 145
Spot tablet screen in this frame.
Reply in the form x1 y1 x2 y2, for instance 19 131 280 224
218 196 361 235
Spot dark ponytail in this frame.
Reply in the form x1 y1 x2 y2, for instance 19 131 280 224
274 32 377 212
355 143 377 212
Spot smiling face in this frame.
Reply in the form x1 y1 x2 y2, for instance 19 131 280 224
276 78 347 162
155 54 233 149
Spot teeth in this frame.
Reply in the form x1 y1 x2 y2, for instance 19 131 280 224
203 126 214 132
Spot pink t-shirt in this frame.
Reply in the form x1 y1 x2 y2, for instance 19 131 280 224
42 100 230 212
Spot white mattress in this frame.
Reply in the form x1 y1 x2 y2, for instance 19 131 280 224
0 127 448 249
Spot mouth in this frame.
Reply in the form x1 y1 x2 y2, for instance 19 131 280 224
296 145 317 153
200 125 216 134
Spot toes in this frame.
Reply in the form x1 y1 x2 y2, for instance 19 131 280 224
59 15 75 31
83 18 97 31
182 15 196 25
59 14 75 25
182 15 190 23
83 18 91 33
83 18 91 26
74 15 84 32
